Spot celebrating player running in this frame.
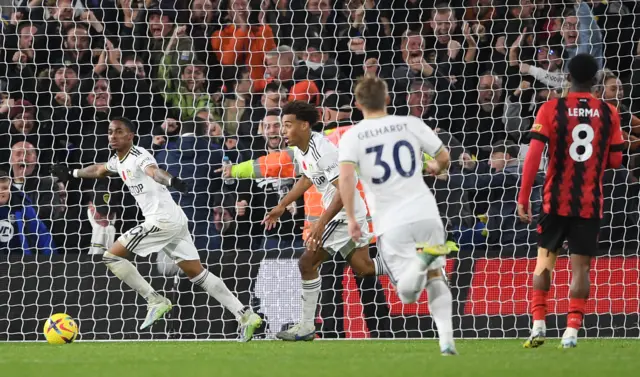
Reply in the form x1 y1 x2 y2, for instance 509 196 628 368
337 74 457 356
52 117 262 341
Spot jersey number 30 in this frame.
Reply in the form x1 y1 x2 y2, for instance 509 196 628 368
365 141 416 184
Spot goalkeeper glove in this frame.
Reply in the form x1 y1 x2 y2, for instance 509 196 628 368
170 177 187 193
51 164 72 182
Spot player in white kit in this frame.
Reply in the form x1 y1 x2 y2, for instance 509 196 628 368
262 101 384 341
338 75 457 355
51 117 262 341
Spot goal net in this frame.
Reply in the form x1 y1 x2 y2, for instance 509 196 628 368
1 0 639 341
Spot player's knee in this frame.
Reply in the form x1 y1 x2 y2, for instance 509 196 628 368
298 252 315 274
397 286 420 304
103 251 124 266
177 260 204 279
350 257 375 277
427 269 443 280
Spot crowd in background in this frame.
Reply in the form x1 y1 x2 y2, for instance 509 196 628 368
0 0 639 256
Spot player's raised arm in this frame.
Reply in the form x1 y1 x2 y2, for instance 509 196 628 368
408 119 450 176
52 163 115 181
143 164 187 193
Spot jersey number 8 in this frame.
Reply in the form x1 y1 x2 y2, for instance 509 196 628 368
569 123 594 162
365 141 416 184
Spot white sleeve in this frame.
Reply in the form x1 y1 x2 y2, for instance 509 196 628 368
338 129 359 165
408 118 444 157
104 157 118 173
135 149 157 171
316 141 340 182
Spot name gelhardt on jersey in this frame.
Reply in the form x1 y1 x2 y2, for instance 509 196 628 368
339 115 443 236
104 146 186 225
294 132 367 220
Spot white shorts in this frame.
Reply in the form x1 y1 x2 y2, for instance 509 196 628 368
321 218 371 258
377 218 446 286
118 221 199 263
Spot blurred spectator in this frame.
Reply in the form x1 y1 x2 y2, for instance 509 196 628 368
0 170 55 255
406 79 435 120
319 93 353 130
458 140 541 247
8 141 67 245
0 99 54 166
155 117 224 251
293 37 349 93
292 0 343 55
554 4 603 71
134 5 179 80
211 0 276 83
457 71 507 159
235 109 304 251
261 45 321 105
237 80 288 155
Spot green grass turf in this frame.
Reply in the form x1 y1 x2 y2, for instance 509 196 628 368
0 340 638 377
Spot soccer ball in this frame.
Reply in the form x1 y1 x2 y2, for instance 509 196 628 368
43 313 78 344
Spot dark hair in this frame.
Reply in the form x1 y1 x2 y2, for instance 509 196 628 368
110 116 136 133
0 169 10 181
121 53 141 64
266 109 282 117
568 53 599 86
264 81 285 94
282 101 318 126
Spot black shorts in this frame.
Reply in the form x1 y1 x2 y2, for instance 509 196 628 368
537 213 600 257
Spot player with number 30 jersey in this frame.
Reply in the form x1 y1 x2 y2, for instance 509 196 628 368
338 75 457 356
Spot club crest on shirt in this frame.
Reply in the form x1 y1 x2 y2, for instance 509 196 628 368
121 169 134 181
103 193 110 204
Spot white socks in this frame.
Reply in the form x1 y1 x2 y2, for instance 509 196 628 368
103 252 158 301
533 320 546 332
373 255 386 276
563 327 578 339
301 277 321 326
426 277 455 350
190 269 247 321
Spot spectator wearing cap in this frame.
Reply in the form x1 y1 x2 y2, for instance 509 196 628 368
211 0 276 83
458 140 541 248
320 93 352 131
0 170 55 255
0 99 54 167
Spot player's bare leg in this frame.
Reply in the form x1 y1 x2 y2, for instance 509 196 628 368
102 241 172 330
346 245 384 276
524 247 557 348
177 259 262 342
560 253 591 348
276 247 329 341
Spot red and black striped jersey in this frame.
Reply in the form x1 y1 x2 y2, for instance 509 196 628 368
530 93 624 219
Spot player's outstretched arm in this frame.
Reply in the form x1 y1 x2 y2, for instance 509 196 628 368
52 163 115 181
144 164 187 193
262 175 312 230
424 147 451 176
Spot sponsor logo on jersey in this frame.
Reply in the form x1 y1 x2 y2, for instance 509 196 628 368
129 184 144 195
102 193 110 204
532 123 543 132
312 175 326 186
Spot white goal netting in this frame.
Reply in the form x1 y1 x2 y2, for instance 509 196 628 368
1 0 639 341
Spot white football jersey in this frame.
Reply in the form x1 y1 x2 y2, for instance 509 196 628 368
293 132 367 221
338 115 443 236
105 146 187 227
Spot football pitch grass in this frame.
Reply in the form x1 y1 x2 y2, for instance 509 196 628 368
1 339 638 377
